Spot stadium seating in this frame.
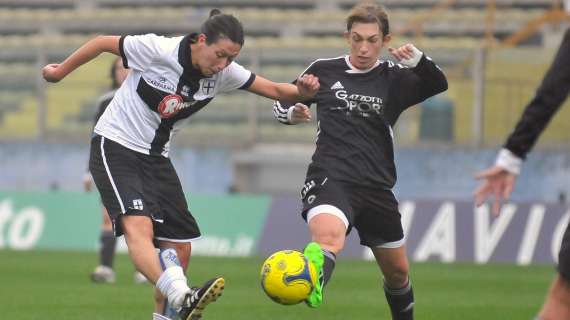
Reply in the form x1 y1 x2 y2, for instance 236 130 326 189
0 6 549 39
0 0 567 145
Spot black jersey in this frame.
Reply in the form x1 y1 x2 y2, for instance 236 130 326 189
504 28 570 159
274 54 447 189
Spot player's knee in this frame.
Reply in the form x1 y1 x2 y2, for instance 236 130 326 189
384 265 409 287
313 232 345 253
121 216 153 240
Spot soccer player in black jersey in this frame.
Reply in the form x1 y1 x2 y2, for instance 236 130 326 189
273 2 447 319
475 28 570 320
43 9 319 320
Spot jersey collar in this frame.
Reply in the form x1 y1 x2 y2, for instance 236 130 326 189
344 55 380 74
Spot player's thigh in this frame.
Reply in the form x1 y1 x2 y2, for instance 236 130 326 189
150 157 201 244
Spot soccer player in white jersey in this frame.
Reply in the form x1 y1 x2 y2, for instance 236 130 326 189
42 9 319 320
272 2 447 319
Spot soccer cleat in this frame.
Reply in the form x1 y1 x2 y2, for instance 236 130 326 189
90 265 116 283
303 242 324 308
178 277 225 320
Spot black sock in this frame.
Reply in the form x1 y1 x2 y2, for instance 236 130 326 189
384 279 414 320
321 249 336 288
100 230 116 268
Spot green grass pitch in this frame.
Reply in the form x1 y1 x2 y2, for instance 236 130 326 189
0 250 554 319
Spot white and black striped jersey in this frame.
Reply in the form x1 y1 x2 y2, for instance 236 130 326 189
94 33 256 157
274 54 448 189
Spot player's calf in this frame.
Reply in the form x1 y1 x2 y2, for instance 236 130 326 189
156 248 193 310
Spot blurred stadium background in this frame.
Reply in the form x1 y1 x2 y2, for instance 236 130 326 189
0 1 569 319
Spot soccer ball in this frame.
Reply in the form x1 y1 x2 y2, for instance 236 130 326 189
260 250 317 305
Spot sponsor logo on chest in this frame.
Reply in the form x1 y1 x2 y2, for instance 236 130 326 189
150 78 217 119
330 81 384 117
158 94 197 118
148 77 176 92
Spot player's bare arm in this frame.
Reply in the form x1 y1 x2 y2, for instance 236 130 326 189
42 35 121 83
246 74 319 102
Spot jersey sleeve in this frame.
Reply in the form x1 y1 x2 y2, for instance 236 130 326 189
119 34 170 72
218 61 256 93
273 61 319 125
390 53 448 113
503 29 570 160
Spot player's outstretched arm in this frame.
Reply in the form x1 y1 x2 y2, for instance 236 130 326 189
42 35 121 83
246 74 319 102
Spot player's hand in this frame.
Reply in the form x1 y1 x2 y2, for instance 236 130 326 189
296 74 320 100
388 44 423 68
290 103 312 124
474 165 517 216
388 44 416 61
42 63 65 83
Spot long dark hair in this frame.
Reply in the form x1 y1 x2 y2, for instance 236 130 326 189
200 9 245 46
109 57 122 89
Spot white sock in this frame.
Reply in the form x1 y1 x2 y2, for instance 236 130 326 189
155 266 190 309
152 313 171 320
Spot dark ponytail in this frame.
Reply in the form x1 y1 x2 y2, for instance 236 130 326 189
201 8 244 46
209 8 222 17
110 57 121 89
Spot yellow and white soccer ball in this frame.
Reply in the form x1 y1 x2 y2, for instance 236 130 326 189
260 250 318 305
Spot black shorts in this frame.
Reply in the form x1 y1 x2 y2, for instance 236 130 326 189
558 221 570 282
89 135 200 242
300 175 404 247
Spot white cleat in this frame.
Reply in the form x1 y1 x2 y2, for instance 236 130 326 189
134 271 149 284
90 265 116 283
